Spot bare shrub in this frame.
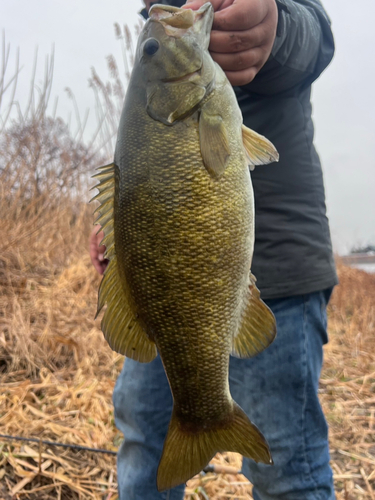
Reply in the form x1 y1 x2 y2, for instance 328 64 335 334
0 116 97 199
87 21 141 158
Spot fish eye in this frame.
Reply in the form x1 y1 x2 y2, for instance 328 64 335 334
143 38 160 56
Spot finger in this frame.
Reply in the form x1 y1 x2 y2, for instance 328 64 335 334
98 245 106 255
224 66 259 86
96 230 104 243
213 0 268 31
184 0 269 30
183 0 229 11
91 250 108 275
144 0 153 11
89 226 107 275
209 25 266 54
98 259 109 275
89 239 99 261
210 46 266 72
92 256 103 275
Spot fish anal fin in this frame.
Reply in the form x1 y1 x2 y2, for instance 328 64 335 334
242 124 279 170
199 110 230 178
91 163 157 363
98 259 157 362
232 274 277 358
157 403 272 491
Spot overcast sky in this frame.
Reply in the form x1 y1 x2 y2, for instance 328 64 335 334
2 0 375 254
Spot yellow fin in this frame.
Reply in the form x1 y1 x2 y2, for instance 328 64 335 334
232 274 277 358
157 403 272 491
91 164 157 363
199 111 230 178
97 258 157 362
242 124 279 170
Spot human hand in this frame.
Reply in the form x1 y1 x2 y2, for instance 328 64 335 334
89 226 108 275
144 0 153 10
183 0 278 86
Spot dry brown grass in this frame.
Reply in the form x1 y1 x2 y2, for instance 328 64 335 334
1 184 374 500
0 125 374 500
0 38 374 498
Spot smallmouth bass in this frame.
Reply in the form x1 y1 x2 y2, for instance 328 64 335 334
92 2 278 491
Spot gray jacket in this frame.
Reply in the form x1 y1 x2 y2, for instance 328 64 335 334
143 0 338 299
237 0 337 298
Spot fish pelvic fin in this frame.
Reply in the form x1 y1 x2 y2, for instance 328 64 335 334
242 124 279 170
157 403 272 491
91 164 157 363
232 274 276 359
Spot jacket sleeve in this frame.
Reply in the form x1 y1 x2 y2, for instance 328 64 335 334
240 0 335 95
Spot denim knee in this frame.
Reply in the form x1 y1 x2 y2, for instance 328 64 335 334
231 290 335 500
114 357 185 500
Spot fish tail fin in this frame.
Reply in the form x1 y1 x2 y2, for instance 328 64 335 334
157 403 272 491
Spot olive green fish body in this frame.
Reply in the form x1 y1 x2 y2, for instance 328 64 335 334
115 73 252 421
94 2 279 491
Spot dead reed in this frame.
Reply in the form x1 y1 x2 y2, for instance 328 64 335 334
1 202 374 500
1 183 374 500
0 31 374 500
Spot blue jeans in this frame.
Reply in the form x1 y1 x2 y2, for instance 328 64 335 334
113 289 335 500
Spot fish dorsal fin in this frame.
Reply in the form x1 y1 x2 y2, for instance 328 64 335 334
91 164 157 363
147 82 206 125
242 124 279 170
232 273 276 358
199 109 230 178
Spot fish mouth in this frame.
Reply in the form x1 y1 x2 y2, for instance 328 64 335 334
149 3 213 38
150 5 196 30
163 68 202 83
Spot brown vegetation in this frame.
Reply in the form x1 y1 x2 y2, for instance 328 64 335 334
0 34 374 500
1 166 374 499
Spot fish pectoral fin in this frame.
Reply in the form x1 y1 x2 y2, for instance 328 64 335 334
147 82 206 125
92 164 157 363
157 403 272 491
242 124 279 170
199 110 230 178
232 274 277 358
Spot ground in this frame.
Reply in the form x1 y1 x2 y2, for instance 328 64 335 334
0 237 374 499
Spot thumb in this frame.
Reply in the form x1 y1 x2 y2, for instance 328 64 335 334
183 0 227 11
182 0 206 10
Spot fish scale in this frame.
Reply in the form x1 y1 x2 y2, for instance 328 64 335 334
93 2 279 491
